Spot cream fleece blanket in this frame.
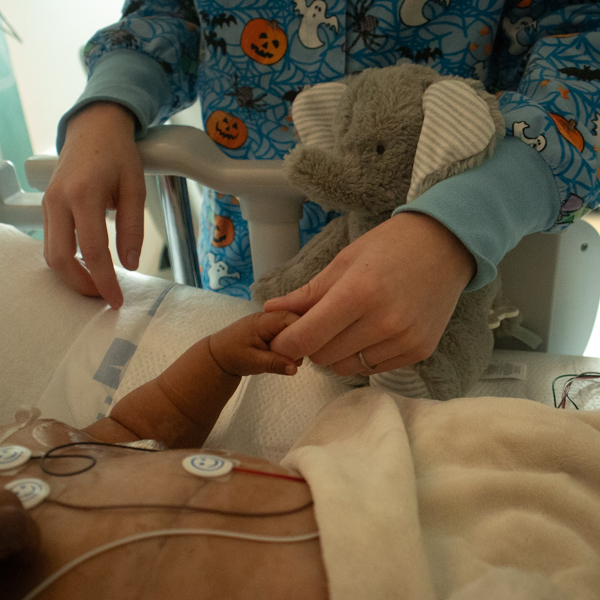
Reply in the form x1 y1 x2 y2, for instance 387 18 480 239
282 388 600 600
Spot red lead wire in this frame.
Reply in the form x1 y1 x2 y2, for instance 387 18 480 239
232 467 305 483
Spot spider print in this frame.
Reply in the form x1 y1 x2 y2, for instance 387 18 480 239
225 73 268 116
344 0 388 53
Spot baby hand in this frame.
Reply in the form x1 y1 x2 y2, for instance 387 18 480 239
209 311 303 378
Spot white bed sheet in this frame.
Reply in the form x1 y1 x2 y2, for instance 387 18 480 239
2 224 600 463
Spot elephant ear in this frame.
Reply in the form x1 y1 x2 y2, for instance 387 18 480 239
291 81 348 150
406 79 505 203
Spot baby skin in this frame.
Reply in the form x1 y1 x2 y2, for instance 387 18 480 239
84 310 304 447
0 312 327 600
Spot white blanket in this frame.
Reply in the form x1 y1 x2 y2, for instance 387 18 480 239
3 224 600 598
0 225 353 462
283 388 600 600
3 224 600 463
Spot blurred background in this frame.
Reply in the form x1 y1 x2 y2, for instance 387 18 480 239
0 1 201 278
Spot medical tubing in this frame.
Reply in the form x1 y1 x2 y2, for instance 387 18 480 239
20 528 320 600
44 497 314 518
552 372 600 409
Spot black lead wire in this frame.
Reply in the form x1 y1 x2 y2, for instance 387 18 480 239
32 441 314 519
38 441 159 477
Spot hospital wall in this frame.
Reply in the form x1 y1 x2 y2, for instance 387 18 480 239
2 0 123 155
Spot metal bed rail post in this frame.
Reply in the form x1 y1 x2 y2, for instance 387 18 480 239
155 174 201 288
24 126 307 287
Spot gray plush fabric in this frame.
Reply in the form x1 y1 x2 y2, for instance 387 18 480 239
252 64 506 400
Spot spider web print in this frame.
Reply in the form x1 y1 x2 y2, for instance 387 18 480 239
85 0 202 120
84 0 600 296
348 0 502 83
499 25 600 231
198 0 346 162
196 0 348 295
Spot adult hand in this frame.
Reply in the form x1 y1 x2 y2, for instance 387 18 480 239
264 212 476 376
209 311 303 377
43 102 146 309
0 489 40 561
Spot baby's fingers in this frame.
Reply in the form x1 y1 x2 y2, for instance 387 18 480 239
210 311 303 377
254 311 301 343
251 349 300 376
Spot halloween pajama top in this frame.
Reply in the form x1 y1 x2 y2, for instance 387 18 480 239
58 0 600 297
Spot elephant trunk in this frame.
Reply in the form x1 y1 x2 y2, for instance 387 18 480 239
284 145 374 213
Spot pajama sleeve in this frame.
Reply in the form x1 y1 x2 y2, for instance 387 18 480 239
499 4 600 232
395 3 600 291
57 0 201 151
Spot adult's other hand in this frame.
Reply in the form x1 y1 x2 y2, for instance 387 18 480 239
43 102 146 309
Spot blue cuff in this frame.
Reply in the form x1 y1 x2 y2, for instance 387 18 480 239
56 50 171 152
393 137 561 291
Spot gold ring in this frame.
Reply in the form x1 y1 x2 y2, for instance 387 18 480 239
358 351 377 373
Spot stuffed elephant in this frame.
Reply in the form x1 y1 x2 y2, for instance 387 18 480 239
252 63 506 400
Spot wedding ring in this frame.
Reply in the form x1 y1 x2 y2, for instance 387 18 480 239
358 351 377 373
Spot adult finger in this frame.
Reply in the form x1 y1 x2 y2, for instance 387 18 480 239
43 196 101 299
308 300 440 367
115 169 146 271
269 280 365 361
73 200 123 309
354 352 429 375
326 325 439 376
262 251 348 316
254 311 301 344
305 307 399 367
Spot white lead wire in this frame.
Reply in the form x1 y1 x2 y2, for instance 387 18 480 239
21 528 320 600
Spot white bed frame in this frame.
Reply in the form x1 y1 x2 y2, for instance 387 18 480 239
1 125 599 356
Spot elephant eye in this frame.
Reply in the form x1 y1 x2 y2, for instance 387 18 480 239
376 144 385 155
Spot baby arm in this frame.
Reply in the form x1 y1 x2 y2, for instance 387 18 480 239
84 311 301 447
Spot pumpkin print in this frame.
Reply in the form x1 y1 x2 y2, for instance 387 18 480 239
241 19 288 65
205 111 248 149
212 215 235 247
549 113 585 152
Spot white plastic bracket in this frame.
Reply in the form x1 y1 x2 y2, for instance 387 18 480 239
24 126 306 281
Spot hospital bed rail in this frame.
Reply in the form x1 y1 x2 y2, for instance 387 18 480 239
0 161 46 231
2 125 306 287
2 124 600 356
